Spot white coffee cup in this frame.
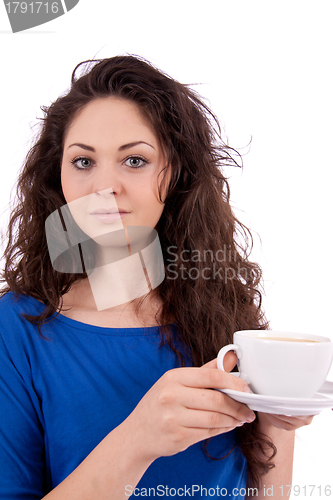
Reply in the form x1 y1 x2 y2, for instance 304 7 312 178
217 330 333 398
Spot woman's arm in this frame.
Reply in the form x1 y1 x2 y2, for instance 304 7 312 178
43 365 255 500
42 416 153 500
247 412 314 500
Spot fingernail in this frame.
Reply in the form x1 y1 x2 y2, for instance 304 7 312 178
243 386 252 393
246 412 256 422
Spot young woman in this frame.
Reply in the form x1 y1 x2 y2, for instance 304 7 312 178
0 55 313 499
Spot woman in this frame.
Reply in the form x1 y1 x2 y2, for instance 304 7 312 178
0 55 313 499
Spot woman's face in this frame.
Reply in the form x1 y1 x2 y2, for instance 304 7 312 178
61 97 168 242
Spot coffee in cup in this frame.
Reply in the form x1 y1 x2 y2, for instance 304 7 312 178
217 330 333 398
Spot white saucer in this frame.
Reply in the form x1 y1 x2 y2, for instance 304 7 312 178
219 380 333 416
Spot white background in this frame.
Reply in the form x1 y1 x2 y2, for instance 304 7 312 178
1 1 332 497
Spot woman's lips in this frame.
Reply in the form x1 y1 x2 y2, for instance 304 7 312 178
90 212 129 223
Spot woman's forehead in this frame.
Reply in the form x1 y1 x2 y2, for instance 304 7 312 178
64 97 159 147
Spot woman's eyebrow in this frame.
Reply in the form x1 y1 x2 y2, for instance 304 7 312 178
67 141 155 152
118 141 155 151
67 143 95 152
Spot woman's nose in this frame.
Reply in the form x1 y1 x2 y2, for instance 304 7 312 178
96 187 116 198
93 165 122 196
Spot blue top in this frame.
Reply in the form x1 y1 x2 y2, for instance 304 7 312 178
0 292 247 499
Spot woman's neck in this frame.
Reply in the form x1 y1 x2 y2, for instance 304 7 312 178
60 278 164 329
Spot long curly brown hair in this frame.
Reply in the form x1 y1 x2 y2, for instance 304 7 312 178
1 55 275 491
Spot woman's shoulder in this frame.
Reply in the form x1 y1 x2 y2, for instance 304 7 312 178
0 291 44 317
0 292 45 344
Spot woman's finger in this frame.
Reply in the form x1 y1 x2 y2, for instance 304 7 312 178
221 351 238 373
176 366 249 393
260 413 317 430
176 386 256 423
179 407 246 430
202 353 237 373
201 358 218 369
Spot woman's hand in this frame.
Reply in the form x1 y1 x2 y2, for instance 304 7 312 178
124 353 256 463
257 411 316 431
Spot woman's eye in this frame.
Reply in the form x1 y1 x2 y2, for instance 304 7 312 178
124 156 147 169
70 155 147 170
71 157 92 170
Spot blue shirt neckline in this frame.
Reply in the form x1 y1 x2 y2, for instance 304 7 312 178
17 291 176 336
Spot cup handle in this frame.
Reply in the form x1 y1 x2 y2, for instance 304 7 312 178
217 344 242 372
